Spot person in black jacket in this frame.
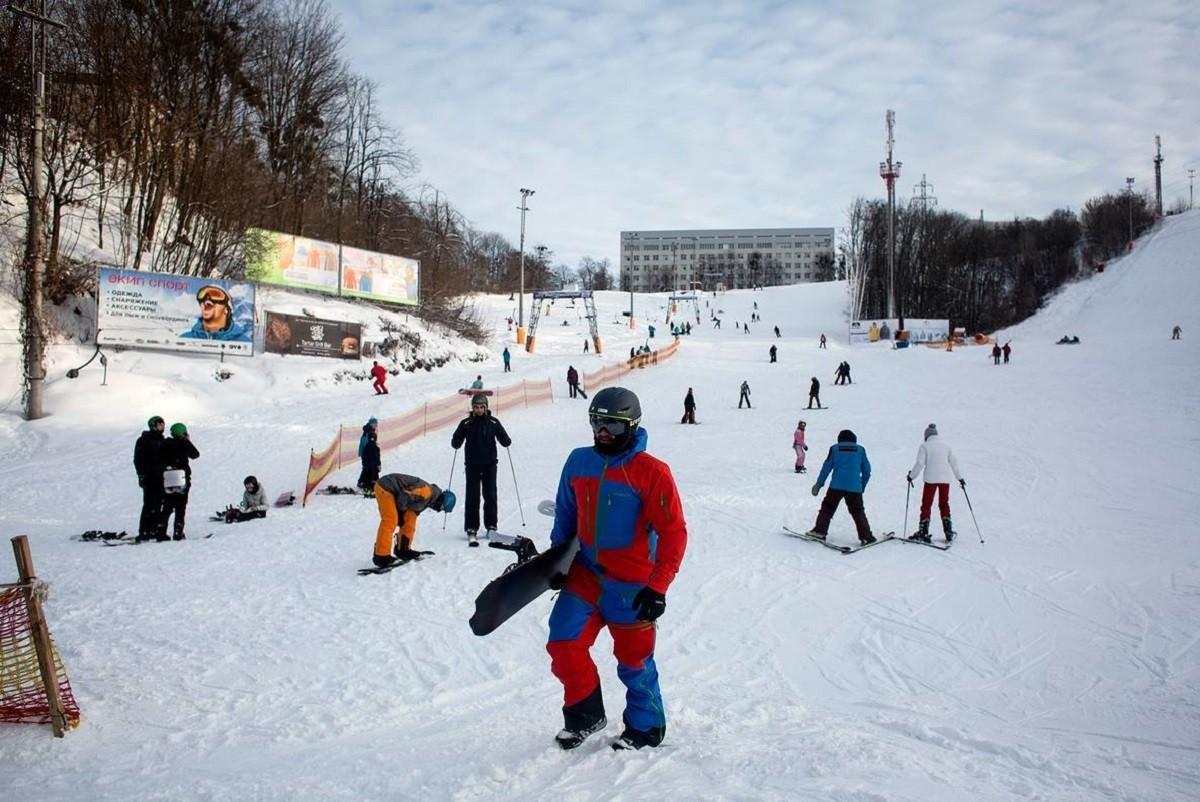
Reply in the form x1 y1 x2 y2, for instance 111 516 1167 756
450 394 512 545
358 431 381 495
807 377 822 409
133 415 166 540
159 423 200 541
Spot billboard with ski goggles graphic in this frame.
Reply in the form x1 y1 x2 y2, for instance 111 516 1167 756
96 267 256 355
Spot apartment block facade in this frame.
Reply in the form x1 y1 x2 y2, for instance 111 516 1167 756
620 227 835 292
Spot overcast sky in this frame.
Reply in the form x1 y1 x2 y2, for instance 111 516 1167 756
334 0 1199 267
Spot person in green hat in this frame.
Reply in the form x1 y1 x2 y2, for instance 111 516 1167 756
133 416 166 540
158 423 200 541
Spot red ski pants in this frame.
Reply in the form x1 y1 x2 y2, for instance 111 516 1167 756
919 483 951 520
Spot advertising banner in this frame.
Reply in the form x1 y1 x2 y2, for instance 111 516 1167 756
340 244 420 306
96 267 255 355
245 228 340 294
264 311 362 359
849 318 949 346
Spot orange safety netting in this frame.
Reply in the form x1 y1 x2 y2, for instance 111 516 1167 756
0 586 80 728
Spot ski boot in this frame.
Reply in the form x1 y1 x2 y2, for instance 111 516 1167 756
803 530 826 541
942 517 956 543
555 716 607 750
908 519 931 543
466 529 479 548
485 528 497 541
859 532 877 546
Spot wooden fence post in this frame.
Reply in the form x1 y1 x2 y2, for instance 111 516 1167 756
10 536 68 738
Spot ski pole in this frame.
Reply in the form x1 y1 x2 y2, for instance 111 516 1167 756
903 480 911 539
506 447 526 526
443 449 458 531
961 484 984 544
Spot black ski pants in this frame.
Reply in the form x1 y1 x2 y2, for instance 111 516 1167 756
161 490 189 537
812 489 872 540
569 382 579 398
139 481 164 537
739 391 751 408
463 463 499 532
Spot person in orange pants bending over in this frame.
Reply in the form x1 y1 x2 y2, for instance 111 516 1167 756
372 473 456 567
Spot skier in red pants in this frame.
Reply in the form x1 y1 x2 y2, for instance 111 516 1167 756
906 423 965 543
370 361 389 394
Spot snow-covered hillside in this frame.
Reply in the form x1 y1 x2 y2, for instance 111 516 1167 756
0 213 1197 801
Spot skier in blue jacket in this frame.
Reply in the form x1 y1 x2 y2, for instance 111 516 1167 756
805 429 875 545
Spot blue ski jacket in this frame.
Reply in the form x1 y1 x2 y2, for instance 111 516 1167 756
815 437 871 493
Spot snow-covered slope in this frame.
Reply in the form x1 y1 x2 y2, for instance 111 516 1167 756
0 214 1198 801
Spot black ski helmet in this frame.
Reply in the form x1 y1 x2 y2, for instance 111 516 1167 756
837 429 857 443
243 475 258 489
588 387 641 453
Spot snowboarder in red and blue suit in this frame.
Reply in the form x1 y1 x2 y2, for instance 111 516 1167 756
547 387 688 751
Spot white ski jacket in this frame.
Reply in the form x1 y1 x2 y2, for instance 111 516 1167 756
908 435 963 485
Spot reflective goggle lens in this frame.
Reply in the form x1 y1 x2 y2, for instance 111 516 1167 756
589 415 629 436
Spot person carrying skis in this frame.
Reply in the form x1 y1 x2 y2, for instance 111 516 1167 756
991 343 1002 365
223 476 268 523
371 474 455 568
681 388 697 424
546 387 688 751
159 423 199 541
807 376 822 409
1002 342 1011 364
358 417 378 457
905 423 965 543
133 415 166 540
502 347 512 372
358 431 381 494
805 429 875 545
370 361 389 394
567 365 582 399
450 394 512 546
738 380 752 409
792 420 808 473
769 344 777 363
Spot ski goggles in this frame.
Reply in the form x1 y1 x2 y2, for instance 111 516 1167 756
589 414 634 436
196 286 230 306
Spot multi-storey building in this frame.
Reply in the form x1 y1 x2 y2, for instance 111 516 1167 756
619 227 835 292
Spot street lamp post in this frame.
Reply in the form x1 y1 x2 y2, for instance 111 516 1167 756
516 188 534 344
1125 177 1135 249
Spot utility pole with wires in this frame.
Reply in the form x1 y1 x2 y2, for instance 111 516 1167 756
911 173 937 212
516 188 534 345
8 1 65 421
1125 177 1136 249
1188 169 1195 210
1153 136 1163 217
878 110 902 320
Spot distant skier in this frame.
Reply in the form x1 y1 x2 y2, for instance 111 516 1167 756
714 318 721 329
744 323 749 334
792 420 808 473
451 394 512 546
774 325 781 338
159 423 199 541
223 476 268 523
502 347 512 372
567 365 587 399
470 375 485 390
991 343 1002 365
370 361 389 394
905 423 965 543
133 415 166 541
807 377 822 409
1172 325 1182 340
358 417 378 457
546 387 688 751
371 474 455 568
738 380 752 409
804 429 875 545
769 344 777 363
584 339 590 353
1002 342 1011 364
834 361 851 385
357 431 381 494
819 333 827 349
681 388 697 424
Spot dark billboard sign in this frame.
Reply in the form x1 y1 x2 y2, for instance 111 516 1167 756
264 311 362 359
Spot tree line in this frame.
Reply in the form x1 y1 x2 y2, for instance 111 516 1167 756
0 0 612 317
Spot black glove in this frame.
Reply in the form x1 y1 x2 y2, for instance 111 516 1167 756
632 587 666 622
906 474 914 488
548 572 568 591
959 478 967 489
811 484 820 497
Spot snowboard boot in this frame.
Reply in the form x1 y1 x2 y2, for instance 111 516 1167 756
555 716 607 750
466 529 478 547
611 723 666 751
395 536 422 561
908 519 931 543
942 516 956 543
372 553 397 569
173 531 186 541
556 687 606 750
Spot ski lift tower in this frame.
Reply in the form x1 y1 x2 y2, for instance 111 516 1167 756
525 290 601 353
668 291 701 322
879 110 902 320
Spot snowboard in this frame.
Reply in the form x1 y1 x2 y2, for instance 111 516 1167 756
357 550 435 575
317 485 362 495
783 527 895 554
900 536 953 551
459 388 495 396
274 491 297 508
469 537 579 636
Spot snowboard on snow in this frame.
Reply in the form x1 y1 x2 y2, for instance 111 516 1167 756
317 485 363 496
357 550 435 575
458 388 495 396
469 537 578 636
783 527 895 554
274 491 297 508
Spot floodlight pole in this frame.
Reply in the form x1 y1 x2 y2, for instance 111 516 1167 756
879 110 902 321
1125 177 1135 247
516 188 534 344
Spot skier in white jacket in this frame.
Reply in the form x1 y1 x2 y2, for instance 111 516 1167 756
906 424 965 543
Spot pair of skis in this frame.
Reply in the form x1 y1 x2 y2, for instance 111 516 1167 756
782 527 894 554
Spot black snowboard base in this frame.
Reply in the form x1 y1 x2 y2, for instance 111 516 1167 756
358 551 436 575
470 537 578 636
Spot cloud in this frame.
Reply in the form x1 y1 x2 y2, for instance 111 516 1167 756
334 0 1200 264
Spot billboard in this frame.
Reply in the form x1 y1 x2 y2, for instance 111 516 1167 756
245 228 419 306
96 267 255 355
849 318 949 345
339 244 420 306
264 311 362 359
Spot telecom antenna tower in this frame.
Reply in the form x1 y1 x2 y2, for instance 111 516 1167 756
879 110 902 320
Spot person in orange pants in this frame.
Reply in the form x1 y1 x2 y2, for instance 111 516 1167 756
372 473 456 567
